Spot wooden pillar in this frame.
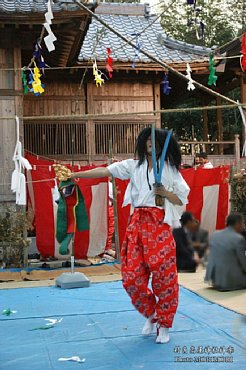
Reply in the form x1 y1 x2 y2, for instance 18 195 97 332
216 96 224 154
202 95 209 152
202 96 208 141
153 83 161 128
86 83 95 164
0 46 22 202
240 73 246 149
234 134 240 170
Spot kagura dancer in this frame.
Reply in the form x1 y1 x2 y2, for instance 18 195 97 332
68 128 190 344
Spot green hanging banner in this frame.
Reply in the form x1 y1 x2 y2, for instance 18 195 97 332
208 54 218 86
56 180 89 255
21 70 29 95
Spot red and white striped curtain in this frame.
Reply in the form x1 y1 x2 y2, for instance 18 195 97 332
26 153 230 259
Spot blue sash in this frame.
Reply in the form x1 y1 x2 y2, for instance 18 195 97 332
151 126 173 184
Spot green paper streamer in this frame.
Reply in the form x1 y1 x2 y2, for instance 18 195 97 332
208 54 218 86
21 70 29 94
56 180 89 250
2 308 12 316
29 325 54 331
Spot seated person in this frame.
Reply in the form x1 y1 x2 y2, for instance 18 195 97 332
195 152 213 169
205 213 246 291
173 212 198 272
190 221 209 262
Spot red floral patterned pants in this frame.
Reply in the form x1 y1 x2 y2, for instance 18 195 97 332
121 207 179 328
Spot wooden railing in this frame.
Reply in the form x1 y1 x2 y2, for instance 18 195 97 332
179 135 241 169
24 120 153 160
24 121 242 168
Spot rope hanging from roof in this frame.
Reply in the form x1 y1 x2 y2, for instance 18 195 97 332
21 0 57 96
73 0 238 107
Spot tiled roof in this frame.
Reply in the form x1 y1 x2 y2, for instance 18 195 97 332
0 0 80 14
79 4 211 65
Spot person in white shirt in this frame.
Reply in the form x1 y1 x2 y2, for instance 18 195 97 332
196 152 213 169
71 127 190 344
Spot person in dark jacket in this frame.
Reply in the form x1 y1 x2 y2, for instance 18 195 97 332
173 212 198 272
205 213 246 291
190 221 209 260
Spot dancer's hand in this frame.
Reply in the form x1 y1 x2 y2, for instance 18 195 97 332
153 184 183 206
53 164 72 181
153 184 168 198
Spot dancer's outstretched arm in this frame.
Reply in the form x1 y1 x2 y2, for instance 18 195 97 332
71 167 111 179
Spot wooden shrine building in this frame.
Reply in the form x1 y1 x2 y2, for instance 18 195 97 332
0 1 245 201
23 2 213 162
0 0 95 201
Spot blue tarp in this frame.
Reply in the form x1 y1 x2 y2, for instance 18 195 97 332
0 281 245 370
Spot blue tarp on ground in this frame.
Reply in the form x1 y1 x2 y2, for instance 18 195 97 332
0 282 245 370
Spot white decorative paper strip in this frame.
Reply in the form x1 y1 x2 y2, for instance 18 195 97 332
45 0 54 24
44 0 57 52
186 63 196 91
11 116 32 206
44 23 57 52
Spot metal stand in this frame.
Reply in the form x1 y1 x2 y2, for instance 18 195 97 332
109 140 121 261
56 133 90 289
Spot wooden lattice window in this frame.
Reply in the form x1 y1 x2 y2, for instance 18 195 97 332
95 121 152 155
24 121 87 157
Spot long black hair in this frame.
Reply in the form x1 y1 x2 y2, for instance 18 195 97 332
135 127 181 170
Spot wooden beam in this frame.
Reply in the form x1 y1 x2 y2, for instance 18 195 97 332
77 62 209 73
201 95 209 140
0 90 22 96
153 83 161 128
0 46 23 201
216 96 224 154
92 96 154 101
24 96 86 101
86 83 95 163
0 10 90 25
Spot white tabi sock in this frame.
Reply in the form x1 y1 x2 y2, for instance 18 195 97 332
142 314 155 335
156 327 170 344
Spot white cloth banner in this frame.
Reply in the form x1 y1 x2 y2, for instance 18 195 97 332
201 185 220 235
11 116 32 205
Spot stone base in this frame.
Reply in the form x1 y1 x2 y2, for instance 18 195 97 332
55 272 90 289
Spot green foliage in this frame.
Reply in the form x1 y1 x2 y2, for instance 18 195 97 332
160 0 244 48
0 208 28 268
158 2 244 146
230 174 246 224
161 88 242 148
162 98 203 141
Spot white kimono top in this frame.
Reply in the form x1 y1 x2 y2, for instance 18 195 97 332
107 159 190 228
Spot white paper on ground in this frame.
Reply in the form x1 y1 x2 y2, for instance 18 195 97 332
45 318 63 326
58 357 86 363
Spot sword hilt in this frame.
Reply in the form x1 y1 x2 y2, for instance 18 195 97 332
153 183 164 207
